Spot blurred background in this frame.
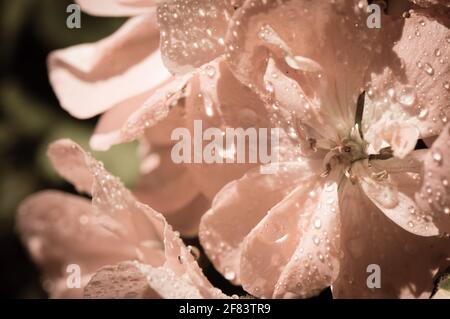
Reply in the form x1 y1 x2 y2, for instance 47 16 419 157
0 0 141 298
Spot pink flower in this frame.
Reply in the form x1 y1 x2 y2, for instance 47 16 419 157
18 139 227 299
193 0 450 298
24 0 450 299
48 1 266 237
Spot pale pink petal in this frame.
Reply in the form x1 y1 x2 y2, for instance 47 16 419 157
226 0 387 134
354 155 441 236
84 262 158 298
364 114 420 159
76 0 155 17
95 72 193 149
157 0 244 74
365 11 450 140
17 191 137 298
89 74 188 150
45 139 226 298
133 146 200 213
334 180 450 298
48 14 170 119
199 161 315 285
240 167 341 298
183 57 271 198
416 123 450 231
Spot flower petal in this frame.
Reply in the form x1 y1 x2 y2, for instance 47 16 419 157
226 0 386 134
334 180 450 298
157 0 243 74
76 0 155 17
199 161 314 285
44 139 226 298
181 57 271 198
416 123 450 231
364 11 450 140
48 14 170 119
364 111 420 159
84 262 158 298
240 166 341 298
355 155 441 237
17 190 137 298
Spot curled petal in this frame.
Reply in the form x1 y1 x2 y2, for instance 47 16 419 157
49 14 170 119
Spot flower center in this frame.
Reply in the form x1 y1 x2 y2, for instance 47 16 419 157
321 126 367 180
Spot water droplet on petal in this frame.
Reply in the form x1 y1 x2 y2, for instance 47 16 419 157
443 81 450 91
424 63 434 75
314 218 322 229
396 86 416 106
224 268 236 281
418 108 429 120
432 149 443 165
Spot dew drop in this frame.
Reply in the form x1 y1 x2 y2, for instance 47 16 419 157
314 218 322 229
418 108 429 120
224 268 236 281
432 149 443 165
424 63 434 75
396 86 416 106
434 48 441 57
443 81 450 91
205 65 216 78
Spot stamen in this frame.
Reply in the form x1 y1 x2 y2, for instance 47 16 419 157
344 167 358 184
320 163 331 178
372 170 389 181
308 138 317 152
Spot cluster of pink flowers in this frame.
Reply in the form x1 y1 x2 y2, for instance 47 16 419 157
19 0 450 298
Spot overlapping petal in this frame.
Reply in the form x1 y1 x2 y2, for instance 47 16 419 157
225 0 387 138
48 13 170 119
363 11 450 143
20 139 226 298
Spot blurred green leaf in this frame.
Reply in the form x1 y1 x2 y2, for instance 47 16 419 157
1 81 54 137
